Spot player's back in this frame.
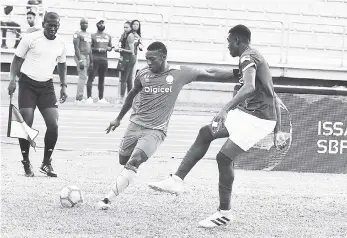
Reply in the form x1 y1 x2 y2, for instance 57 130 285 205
237 48 276 120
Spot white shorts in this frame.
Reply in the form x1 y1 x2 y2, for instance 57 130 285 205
224 109 276 151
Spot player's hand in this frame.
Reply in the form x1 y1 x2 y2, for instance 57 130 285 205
274 131 287 150
212 109 228 133
79 61 85 70
60 86 68 104
8 80 16 96
114 48 121 53
105 119 121 134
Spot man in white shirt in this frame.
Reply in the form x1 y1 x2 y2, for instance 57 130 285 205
8 12 68 178
1 6 21 49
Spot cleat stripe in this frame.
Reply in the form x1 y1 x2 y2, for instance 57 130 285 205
210 220 221 226
216 218 227 224
221 216 230 221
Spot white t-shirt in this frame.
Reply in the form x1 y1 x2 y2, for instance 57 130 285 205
15 30 66 82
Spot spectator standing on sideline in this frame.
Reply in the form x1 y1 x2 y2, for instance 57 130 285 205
115 21 135 104
86 18 112 104
73 18 92 103
130 19 143 84
1 6 21 49
26 11 41 33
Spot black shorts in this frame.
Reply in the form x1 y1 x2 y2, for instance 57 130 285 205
18 74 58 110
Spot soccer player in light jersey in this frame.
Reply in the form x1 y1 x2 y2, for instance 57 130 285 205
149 25 287 228
97 41 233 210
8 12 67 177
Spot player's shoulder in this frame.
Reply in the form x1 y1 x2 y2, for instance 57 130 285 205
136 66 151 78
240 47 263 64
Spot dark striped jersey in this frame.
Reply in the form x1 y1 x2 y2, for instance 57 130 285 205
236 48 276 121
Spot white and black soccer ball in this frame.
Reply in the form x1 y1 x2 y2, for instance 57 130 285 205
60 185 84 208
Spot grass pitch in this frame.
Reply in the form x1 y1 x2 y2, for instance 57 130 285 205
1 146 347 238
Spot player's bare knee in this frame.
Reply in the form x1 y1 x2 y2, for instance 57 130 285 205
119 154 130 165
126 149 148 169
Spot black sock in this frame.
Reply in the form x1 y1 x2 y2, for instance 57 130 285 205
217 152 234 211
19 138 30 162
43 128 58 164
175 127 214 180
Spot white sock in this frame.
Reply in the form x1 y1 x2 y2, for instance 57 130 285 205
106 168 136 201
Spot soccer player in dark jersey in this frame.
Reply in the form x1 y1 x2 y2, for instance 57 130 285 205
149 25 287 228
96 41 234 210
73 18 92 103
86 18 112 104
7 12 67 177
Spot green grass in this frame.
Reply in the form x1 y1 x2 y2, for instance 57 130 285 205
1 146 347 238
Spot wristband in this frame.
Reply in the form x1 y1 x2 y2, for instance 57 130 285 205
60 83 67 88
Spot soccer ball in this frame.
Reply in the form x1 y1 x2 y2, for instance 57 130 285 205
60 185 84 208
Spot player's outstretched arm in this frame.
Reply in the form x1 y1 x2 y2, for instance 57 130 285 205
205 68 234 81
8 55 24 96
105 76 143 134
194 68 234 82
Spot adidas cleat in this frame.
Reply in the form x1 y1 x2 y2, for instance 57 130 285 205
198 209 233 228
40 160 57 177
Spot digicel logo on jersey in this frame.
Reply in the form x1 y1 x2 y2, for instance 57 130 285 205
144 86 172 94
317 121 347 155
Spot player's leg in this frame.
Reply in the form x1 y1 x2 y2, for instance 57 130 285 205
198 139 243 228
97 60 108 102
149 123 229 194
97 122 140 209
98 126 165 209
86 59 98 103
37 79 59 177
17 75 37 177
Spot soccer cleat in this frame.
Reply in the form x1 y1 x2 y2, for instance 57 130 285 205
85 97 93 104
198 209 233 228
40 160 57 177
21 160 34 177
97 198 111 210
148 174 184 195
98 98 109 104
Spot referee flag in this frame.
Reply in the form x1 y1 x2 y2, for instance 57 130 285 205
7 100 39 149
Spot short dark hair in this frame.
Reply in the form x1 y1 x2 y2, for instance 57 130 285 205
229 25 251 43
43 12 60 22
27 10 36 17
147 41 167 55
